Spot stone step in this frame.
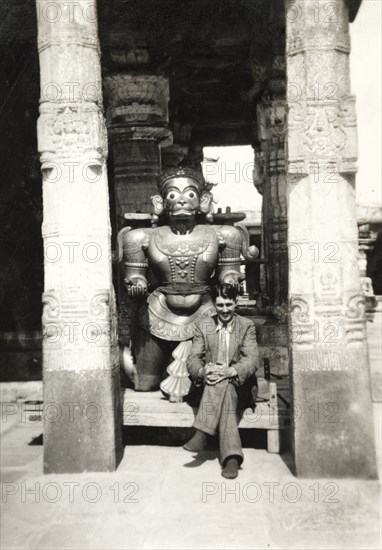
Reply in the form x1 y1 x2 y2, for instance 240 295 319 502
14 383 290 432
122 386 289 430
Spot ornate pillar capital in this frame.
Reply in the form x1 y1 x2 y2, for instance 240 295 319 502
285 0 357 177
36 0 107 168
103 74 172 146
37 103 108 168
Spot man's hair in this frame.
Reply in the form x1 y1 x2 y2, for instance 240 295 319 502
211 284 239 302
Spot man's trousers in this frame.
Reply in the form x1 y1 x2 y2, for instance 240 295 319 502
193 380 244 465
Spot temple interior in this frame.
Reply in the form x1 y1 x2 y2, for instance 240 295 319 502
0 0 380 479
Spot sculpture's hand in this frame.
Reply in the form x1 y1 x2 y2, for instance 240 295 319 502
124 276 148 296
221 272 245 291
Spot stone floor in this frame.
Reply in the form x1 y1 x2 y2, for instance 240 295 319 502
1 309 381 550
0 411 381 550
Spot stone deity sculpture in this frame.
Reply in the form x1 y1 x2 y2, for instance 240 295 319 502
118 167 258 400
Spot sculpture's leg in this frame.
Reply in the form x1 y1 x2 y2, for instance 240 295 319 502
132 326 175 391
160 340 193 403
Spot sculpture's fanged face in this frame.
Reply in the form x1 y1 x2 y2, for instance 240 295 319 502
163 178 200 217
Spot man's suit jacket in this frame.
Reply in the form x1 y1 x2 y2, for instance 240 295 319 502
187 312 259 387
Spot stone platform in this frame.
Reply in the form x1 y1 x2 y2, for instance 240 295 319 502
122 384 289 453
16 380 290 454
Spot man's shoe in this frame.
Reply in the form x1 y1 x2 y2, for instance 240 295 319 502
183 430 209 452
222 456 239 479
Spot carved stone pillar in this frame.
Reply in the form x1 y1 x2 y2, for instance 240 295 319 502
36 0 122 473
253 161 269 306
187 144 205 172
161 122 192 168
161 127 203 172
103 74 172 346
253 1 288 310
256 88 288 307
285 0 377 477
103 74 172 226
358 223 377 310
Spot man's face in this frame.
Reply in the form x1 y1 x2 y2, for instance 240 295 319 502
164 178 200 217
215 296 237 325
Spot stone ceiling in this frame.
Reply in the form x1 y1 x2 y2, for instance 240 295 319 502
98 0 276 147
97 0 362 147
0 0 363 145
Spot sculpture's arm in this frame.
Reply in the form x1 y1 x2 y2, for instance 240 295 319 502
118 227 150 296
234 222 259 261
214 225 245 287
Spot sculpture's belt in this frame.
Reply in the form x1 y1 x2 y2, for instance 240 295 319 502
137 290 214 342
155 283 210 296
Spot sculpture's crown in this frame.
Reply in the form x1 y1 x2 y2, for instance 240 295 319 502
158 167 207 194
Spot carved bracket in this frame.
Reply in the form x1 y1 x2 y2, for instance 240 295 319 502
38 102 107 165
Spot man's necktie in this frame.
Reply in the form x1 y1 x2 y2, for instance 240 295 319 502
217 326 228 365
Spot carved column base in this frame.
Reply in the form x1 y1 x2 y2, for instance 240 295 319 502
44 366 122 473
290 351 377 478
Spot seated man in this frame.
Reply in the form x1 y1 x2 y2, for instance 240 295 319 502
184 284 258 479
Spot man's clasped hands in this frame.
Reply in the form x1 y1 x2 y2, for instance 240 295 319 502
201 362 237 385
